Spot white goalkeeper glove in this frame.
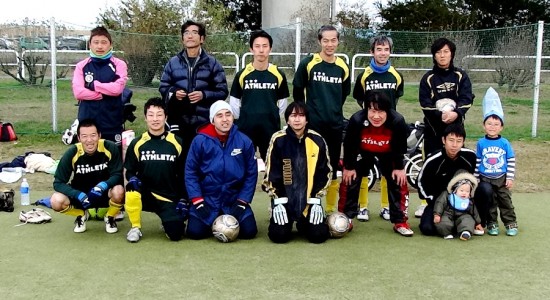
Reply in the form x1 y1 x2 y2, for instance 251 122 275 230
272 197 288 225
308 198 324 225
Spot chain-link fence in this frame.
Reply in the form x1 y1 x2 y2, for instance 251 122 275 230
0 20 549 137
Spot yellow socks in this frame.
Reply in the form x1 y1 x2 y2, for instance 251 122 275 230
106 199 123 218
325 179 340 213
124 191 143 228
59 205 85 217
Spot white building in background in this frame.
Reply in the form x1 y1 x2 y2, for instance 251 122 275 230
261 0 337 29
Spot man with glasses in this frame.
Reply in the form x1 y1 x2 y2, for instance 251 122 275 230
159 20 228 200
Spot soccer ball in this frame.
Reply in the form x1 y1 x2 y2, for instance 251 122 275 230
88 207 108 220
327 212 350 238
212 214 240 243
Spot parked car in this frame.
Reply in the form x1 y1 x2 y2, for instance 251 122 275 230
57 38 87 50
19 37 49 50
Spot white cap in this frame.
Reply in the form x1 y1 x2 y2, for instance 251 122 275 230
209 100 232 123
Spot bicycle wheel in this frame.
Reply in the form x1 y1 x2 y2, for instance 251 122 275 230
405 153 423 189
367 164 379 191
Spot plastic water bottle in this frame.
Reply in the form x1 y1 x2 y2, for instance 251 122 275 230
20 178 30 206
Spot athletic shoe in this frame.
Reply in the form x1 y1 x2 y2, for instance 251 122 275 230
379 207 390 221
32 208 52 222
506 225 518 236
443 234 454 240
487 224 499 236
357 208 369 222
74 211 89 233
393 222 414 237
348 219 354 233
414 204 426 218
127 227 142 243
115 210 125 222
473 228 485 236
460 231 471 241
105 216 118 234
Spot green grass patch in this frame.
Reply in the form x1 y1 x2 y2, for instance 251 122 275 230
1 191 549 298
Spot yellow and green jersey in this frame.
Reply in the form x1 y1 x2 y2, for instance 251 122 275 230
353 66 404 109
292 53 351 131
124 131 184 201
53 139 122 199
230 63 289 136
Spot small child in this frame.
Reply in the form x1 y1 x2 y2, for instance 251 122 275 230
475 87 517 236
433 170 483 241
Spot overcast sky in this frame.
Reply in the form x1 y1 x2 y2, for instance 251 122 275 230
0 0 110 27
0 0 380 28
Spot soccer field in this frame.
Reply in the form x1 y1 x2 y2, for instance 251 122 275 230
1 191 549 299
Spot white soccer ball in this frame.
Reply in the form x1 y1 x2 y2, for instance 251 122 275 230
327 212 350 238
212 214 240 243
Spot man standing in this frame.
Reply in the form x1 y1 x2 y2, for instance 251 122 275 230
293 25 351 214
72 26 128 145
345 35 404 222
230 30 289 162
159 20 228 200
417 124 483 236
263 102 332 244
185 101 258 240
416 37 474 217
50 119 124 233
124 98 185 243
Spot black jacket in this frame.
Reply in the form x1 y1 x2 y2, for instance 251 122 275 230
419 65 474 137
342 109 409 171
263 126 332 220
417 148 477 203
159 48 228 129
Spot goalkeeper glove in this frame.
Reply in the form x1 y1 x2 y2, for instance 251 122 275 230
88 181 108 205
308 198 324 225
192 198 211 220
126 176 142 192
272 197 288 225
77 192 91 209
230 199 248 220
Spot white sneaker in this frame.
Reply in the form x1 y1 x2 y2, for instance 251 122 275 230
414 204 426 218
443 234 454 240
357 208 369 222
460 231 471 241
127 227 142 243
379 207 390 221
74 211 89 233
115 210 125 221
105 216 118 234
473 228 485 236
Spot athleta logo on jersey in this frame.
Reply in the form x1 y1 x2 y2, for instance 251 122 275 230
76 163 108 174
364 80 397 91
244 79 276 90
482 147 506 173
313 72 343 84
140 150 176 161
436 82 456 93
360 128 391 153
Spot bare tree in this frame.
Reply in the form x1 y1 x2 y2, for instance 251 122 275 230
492 29 536 92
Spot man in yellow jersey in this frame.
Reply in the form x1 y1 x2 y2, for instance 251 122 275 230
50 119 124 234
292 25 351 217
